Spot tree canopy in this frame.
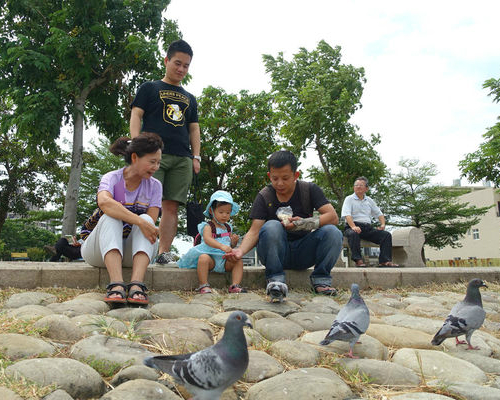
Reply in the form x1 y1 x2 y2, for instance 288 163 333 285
0 0 181 235
459 77 500 187
383 159 490 253
0 97 66 234
196 86 280 231
263 40 387 207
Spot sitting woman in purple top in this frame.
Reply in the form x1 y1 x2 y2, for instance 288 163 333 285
80 132 163 305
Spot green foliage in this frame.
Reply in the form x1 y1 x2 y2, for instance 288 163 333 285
459 77 500 187
0 0 182 234
263 40 387 206
459 122 500 187
0 239 9 260
383 159 490 251
77 137 125 226
0 220 57 253
0 102 67 235
195 86 280 232
27 247 46 261
83 356 131 378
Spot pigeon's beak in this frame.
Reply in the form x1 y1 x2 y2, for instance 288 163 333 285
481 282 488 288
244 317 253 329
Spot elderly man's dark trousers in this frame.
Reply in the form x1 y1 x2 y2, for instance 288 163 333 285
344 222 392 263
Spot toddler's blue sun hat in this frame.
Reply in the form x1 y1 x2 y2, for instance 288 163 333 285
204 190 240 217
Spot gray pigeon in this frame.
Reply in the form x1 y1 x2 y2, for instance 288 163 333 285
320 283 370 358
431 278 487 349
144 311 252 400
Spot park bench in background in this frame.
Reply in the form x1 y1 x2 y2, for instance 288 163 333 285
10 252 29 261
343 226 426 267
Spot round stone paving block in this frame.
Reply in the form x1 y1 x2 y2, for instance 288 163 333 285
136 318 214 352
254 317 304 341
0 333 56 360
70 334 155 366
4 292 58 309
269 340 320 367
242 350 284 383
392 348 487 385
33 314 85 342
246 367 352 399
101 379 181 400
286 311 335 331
0 386 23 400
6 305 54 320
5 358 105 399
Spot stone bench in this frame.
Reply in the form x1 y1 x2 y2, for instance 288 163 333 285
342 226 425 267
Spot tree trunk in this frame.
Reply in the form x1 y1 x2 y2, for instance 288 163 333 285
61 76 108 235
61 97 85 235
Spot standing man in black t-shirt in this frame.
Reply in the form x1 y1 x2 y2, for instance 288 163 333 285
225 150 343 299
130 40 200 265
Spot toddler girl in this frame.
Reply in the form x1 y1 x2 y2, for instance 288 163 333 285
179 190 246 293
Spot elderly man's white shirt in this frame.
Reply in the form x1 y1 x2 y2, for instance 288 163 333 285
341 193 383 224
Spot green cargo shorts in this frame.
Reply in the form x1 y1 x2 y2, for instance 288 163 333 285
153 154 193 205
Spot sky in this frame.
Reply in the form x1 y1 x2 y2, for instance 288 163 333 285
165 0 500 186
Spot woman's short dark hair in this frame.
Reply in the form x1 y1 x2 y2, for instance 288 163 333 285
109 132 164 164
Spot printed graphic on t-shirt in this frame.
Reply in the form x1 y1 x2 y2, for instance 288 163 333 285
160 90 190 127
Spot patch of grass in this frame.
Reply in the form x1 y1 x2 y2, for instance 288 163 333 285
83 356 132 377
0 366 57 398
316 353 374 398
85 316 144 342
0 314 48 336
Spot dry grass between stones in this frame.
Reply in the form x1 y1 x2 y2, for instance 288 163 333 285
0 280 498 399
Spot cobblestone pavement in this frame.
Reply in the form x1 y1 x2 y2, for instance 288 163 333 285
1 283 500 399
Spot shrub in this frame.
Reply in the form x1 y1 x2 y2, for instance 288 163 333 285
27 247 46 261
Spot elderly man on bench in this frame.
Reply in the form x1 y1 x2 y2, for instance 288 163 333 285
341 176 399 268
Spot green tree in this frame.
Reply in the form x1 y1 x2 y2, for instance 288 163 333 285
263 40 387 207
0 99 66 235
383 159 490 254
459 78 500 187
0 219 57 253
196 86 280 231
0 0 181 235
77 136 124 226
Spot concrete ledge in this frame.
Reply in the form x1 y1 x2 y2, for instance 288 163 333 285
1 262 500 290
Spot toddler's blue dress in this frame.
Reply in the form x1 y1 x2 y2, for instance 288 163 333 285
178 221 232 273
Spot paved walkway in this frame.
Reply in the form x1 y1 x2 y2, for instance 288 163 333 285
1 261 500 291
1 279 500 399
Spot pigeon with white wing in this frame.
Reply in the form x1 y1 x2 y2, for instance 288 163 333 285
320 283 370 358
431 278 487 350
144 311 252 400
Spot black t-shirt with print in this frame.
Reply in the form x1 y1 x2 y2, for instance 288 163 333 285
250 182 329 240
131 80 198 157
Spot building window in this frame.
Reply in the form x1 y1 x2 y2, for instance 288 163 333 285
472 228 480 240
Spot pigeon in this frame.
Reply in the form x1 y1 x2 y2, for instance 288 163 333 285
320 283 370 358
266 281 288 303
431 278 487 350
144 310 252 400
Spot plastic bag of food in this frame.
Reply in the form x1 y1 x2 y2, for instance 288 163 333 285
276 206 293 225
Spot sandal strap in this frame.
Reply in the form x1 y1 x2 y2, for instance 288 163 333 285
106 282 127 291
196 283 211 292
127 281 148 292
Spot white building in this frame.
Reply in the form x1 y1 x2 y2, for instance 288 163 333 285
425 186 500 260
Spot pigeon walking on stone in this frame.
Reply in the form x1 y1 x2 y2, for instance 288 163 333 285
266 281 288 303
144 311 252 400
431 278 487 350
320 283 370 358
